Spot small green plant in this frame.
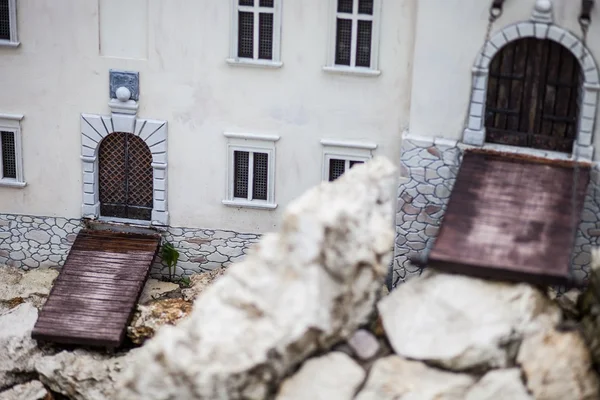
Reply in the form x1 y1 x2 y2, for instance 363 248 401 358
161 241 180 282
179 276 191 288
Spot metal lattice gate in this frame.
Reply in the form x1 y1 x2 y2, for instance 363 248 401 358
98 132 153 221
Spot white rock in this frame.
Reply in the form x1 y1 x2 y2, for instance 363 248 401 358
275 352 365 400
24 230 50 245
181 268 227 302
0 304 45 390
517 329 600 400
378 270 561 371
347 329 380 360
465 369 532 400
117 157 396 400
354 356 475 400
138 279 180 304
0 380 49 400
36 349 140 400
0 267 59 309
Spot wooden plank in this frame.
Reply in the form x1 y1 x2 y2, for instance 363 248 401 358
427 150 590 286
32 228 160 348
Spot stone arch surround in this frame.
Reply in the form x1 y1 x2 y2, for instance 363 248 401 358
463 21 600 160
80 113 169 225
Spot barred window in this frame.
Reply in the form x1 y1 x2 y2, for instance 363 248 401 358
0 0 17 45
1 131 16 179
225 133 278 208
231 0 281 63
328 158 364 182
0 113 24 186
332 0 376 69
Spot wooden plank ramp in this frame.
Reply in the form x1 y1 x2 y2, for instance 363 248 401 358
32 228 161 348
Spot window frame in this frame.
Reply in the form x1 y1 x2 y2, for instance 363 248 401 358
0 113 25 188
321 139 376 181
223 132 279 209
324 0 382 77
0 0 19 48
227 0 283 68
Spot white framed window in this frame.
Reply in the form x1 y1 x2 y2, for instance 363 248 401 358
0 113 25 187
227 0 283 68
324 0 381 76
0 0 19 47
223 132 279 209
321 139 376 181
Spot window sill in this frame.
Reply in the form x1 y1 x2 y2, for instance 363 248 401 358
322 65 381 77
0 179 26 188
222 199 278 210
0 40 20 48
226 58 283 69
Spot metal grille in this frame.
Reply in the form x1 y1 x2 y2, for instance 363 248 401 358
259 0 274 7
234 151 249 199
0 0 10 41
98 132 153 221
238 11 254 58
253 152 268 200
239 0 254 5
337 0 353 13
258 12 273 60
335 18 352 66
1 131 16 179
485 38 581 153
329 159 346 182
358 0 374 14
356 20 372 67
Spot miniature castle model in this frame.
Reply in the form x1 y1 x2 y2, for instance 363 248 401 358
0 0 599 287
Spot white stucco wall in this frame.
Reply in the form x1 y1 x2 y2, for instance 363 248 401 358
410 0 600 151
0 0 415 232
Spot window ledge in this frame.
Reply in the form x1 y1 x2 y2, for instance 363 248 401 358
222 199 278 210
0 179 26 188
0 40 20 48
226 58 283 69
322 65 381 77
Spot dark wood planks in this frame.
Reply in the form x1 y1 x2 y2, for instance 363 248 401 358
428 150 590 286
31 229 160 348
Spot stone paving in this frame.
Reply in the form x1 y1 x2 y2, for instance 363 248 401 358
393 135 600 288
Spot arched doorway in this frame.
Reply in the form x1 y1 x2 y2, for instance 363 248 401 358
485 38 582 153
98 132 153 221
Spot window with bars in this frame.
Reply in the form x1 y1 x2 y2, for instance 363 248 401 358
485 38 582 153
328 158 364 181
233 150 269 200
327 0 379 72
0 0 18 46
230 0 281 65
321 139 376 182
224 132 278 208
0 114 24 187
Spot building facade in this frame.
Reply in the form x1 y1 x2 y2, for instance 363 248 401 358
0 0 599 285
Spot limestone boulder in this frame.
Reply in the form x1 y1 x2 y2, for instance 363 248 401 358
0 267 58 310
354 356 474 400
464 369 532 400
116 157 396 399
36 349 139 400
378 270 561 371
181 268 227 302
127 298 192 345
275 352 365 400
578 248 600 365
138 279 180 304
347 329 380 361
517 328 600 400
0 303 48 390
0 380 51 400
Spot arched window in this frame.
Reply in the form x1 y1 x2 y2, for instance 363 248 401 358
485 38 582 153
98 132 153 221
